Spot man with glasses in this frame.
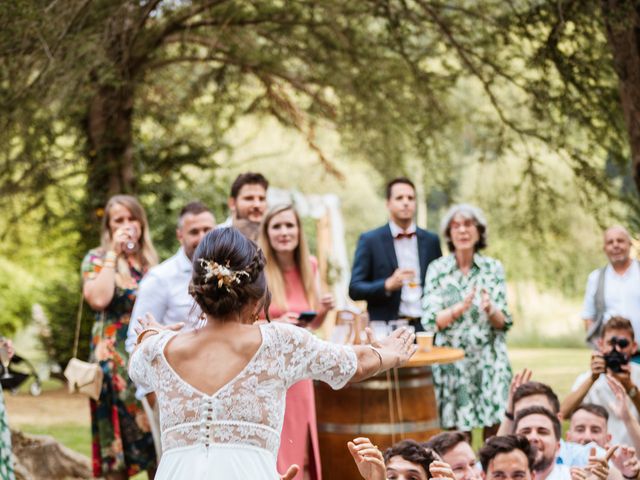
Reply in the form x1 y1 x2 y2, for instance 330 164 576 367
561 316 640 446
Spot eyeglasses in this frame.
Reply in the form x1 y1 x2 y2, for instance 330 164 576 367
609 336 630 349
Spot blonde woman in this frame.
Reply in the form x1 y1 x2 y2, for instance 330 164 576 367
259 204 334 480
81 195 158 479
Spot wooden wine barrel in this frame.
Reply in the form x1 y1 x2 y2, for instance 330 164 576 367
314 347 463 479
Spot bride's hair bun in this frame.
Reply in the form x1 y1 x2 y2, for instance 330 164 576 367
189 228 268 318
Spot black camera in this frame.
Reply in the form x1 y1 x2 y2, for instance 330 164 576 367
604 349 629 373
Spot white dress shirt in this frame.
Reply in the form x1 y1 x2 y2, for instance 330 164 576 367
572 363 640 447
546 463 571 480
127 248 199 398
127 247 198 352
389 221 422 318
582 261 640 338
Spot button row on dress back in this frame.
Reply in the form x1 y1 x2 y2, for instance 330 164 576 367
199 398 214 448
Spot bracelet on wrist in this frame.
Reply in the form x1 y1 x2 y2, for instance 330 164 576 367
105 251 117 261
504 410 514 420
136 328 161 346
368 345 383 374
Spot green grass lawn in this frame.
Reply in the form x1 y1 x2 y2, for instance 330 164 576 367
15 347 590 478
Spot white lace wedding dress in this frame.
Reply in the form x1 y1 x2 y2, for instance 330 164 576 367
129 322 357 479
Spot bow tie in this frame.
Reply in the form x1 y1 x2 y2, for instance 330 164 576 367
395 231 415 239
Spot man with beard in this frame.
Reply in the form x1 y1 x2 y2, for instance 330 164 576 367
126 201 215 455
478 435 536 480
514 406 574 480
426 431 482 480
218 172 269 240
515 407 616 480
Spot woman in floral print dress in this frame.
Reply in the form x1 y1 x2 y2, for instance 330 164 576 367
0 339 15 480
81 195 158 479
422 204 512 440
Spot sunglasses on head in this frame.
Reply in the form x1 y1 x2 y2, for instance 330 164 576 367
609 336 630 349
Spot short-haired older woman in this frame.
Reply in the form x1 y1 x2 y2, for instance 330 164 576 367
422 204 512 440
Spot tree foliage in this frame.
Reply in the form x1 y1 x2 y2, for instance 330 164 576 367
2 0 640 361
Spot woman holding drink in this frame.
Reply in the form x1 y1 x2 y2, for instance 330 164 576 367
258 204 335 480
422 204 512 440
81 195 158 479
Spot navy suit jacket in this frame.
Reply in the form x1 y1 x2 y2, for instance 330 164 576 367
348 224 442 321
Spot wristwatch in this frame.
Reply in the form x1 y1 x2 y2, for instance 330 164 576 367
628 385 638 399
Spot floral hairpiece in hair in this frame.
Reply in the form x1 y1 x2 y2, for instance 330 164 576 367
199 259 250 291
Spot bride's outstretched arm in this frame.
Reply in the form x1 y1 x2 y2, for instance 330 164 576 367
349 327 416 383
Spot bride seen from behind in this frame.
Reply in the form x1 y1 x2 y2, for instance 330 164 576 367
129 227 416 479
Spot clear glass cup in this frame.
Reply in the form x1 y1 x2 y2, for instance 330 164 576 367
388 319 409 331
0 338 12 379
370 321 390 341
122 225 140 254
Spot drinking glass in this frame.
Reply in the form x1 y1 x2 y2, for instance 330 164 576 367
388 319 409 331
122 225 139 254
370 321 390 341
0 338 12 379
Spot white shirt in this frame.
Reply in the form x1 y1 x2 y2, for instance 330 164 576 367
582 261 640 338
389 221 422 318
127 248 199 397
571 363 640 446
545 463 571 480
217 217 233 228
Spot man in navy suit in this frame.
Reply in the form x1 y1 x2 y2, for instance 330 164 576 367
349 177 442 330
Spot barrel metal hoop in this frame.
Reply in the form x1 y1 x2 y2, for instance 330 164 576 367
318 419 440 435
347 376 433 390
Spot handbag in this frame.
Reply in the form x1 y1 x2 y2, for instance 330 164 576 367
63 294 103 401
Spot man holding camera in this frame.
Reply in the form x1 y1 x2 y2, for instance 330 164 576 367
562 316 640 447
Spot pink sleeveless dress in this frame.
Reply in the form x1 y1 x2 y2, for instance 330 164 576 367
268 258 322 480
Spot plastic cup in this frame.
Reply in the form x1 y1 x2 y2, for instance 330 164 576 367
416 332 434 352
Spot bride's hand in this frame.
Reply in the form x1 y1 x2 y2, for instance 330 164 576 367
135 312 184 335
377 327 417 367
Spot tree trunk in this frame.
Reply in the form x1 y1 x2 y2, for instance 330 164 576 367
85 82 137 213
602 0 640 194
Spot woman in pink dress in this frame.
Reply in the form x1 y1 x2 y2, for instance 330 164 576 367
259 204 335 480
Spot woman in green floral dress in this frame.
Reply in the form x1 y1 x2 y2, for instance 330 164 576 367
422 204 512 440
81 195 158 479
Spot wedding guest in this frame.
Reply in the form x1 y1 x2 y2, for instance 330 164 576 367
425 431 481 480
348 436 456 480
82 195 158 479
0 338 15 480
422 204 512 439
349 177 441 330
259 204 334 479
